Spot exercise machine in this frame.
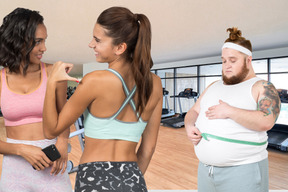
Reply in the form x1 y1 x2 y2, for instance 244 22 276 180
161 88 175 118
67 115 85 173
267 89 288 152
161 88 198 128
268 124 288 152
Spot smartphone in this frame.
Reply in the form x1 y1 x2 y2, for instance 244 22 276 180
42 144 61 162
32 144 61 170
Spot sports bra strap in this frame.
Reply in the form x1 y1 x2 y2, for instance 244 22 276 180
106 69 136 110
106 69 142 122
111 86 136 119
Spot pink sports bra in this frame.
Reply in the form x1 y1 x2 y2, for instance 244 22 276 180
1 62 47 126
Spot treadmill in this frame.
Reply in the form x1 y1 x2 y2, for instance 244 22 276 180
161 88 198 128
161 88 175 118
267 89 288 152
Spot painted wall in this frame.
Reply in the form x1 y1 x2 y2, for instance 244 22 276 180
83 62 108 76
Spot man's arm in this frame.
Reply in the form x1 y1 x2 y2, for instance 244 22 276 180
184 82 215 145
184 104 202 145
206 80 281 131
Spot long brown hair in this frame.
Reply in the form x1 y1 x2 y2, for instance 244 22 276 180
225 27 252 52
97 7 153 116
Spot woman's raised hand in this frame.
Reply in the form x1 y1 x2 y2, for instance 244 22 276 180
49 61 79 83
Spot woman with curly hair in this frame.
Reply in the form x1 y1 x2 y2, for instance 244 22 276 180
0 8 72 191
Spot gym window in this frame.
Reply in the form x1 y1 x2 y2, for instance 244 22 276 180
152 56 288 114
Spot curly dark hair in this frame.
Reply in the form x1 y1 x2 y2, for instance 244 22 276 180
0 7 44 75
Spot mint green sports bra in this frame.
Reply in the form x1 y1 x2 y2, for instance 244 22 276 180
84 69 147 143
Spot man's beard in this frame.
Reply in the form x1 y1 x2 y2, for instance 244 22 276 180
222 61 249 85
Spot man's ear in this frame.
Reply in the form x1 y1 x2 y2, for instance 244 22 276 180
246 56 252 67
114 42 127 55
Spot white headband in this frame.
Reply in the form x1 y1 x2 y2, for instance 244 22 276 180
222 42 252 56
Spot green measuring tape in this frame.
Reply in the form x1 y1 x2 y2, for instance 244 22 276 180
201 133 267 146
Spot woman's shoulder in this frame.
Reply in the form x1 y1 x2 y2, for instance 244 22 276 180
45 63 53 67
150 73 163 98
151 72 162 88
78 70 122 97
83 70 112 80
0 68 3 102
81 70 119 86
44 63 53 73
0 67 4 85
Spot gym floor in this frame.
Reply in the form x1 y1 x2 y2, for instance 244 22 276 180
0 117 288 190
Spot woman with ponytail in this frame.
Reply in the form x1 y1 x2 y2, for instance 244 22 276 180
43 6 163 191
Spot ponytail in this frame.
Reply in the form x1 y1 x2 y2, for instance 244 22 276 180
97 7 153 116
132 13 153 116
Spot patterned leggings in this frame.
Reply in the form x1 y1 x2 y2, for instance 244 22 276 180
75 161 148 192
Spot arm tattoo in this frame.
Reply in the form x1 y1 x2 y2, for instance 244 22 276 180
258 97 272 116
257 82 281 119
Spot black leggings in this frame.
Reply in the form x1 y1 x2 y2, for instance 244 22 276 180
75 161 148 192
